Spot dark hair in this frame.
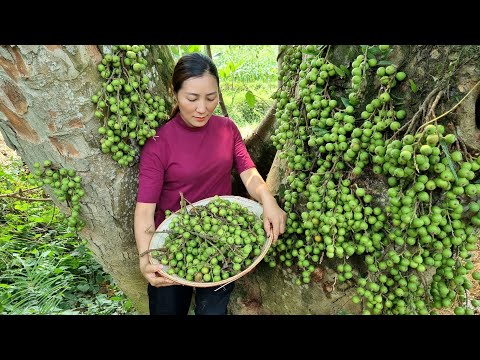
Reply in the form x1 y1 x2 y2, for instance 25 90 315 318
170 52 220 117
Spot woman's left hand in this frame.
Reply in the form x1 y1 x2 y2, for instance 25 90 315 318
262 197 287 243
238 167 287 244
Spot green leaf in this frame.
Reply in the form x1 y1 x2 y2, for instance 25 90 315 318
227 61 237 72
95 294 109 305
14 204 28 211
367 47 381 56
77 283 90 292
410 79 418 93
378 60 393 66
96 273 105 282
334 66 345 77
339 65 351 77
311 127 329 136
245 91 256 108
170 46 179 56
188 45 201 53
440 139 458 182
340 97 350 108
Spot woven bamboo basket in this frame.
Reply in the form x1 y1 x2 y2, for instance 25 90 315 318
149 195 272 289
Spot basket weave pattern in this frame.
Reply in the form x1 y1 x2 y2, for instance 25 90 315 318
149 195 272 288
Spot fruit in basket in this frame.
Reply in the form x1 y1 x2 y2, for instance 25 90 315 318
151 195 268 283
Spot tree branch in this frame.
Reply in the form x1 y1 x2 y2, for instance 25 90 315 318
0 193 52 202
205 45 229 117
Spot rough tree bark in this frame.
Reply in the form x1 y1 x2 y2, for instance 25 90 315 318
0 45 174 314
228 45 480 315
1 45 480 314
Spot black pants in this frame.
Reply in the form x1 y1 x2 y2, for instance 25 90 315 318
147 282 235 315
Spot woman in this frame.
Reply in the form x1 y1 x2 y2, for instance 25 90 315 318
134 52 286 315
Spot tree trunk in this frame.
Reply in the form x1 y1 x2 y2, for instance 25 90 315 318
228 45 480 315
0 45 174 314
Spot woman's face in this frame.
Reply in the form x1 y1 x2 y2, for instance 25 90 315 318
176 73 219 128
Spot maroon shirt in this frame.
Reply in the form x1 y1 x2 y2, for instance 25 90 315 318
137 113 256 228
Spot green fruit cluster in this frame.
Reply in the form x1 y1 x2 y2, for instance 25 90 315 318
152 196 267 283
29 160 85 231
91 45 169 166
268 45 480 314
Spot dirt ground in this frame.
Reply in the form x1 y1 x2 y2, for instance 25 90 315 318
0 131 478 313
0 132 20 166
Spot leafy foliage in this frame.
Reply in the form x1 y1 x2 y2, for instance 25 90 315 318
168 45 278 130
0 160 135 314
212 45 278 83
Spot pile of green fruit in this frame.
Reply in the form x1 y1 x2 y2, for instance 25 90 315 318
91 45 169 166
151 196 268 284
267 44 480 315
29 160 85 231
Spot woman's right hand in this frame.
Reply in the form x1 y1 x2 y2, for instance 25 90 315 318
140 258 178 287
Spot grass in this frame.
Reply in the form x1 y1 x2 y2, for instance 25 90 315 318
0 155 135 315
211 46 277 131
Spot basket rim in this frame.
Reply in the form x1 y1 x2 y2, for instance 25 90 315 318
148 195 272 289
